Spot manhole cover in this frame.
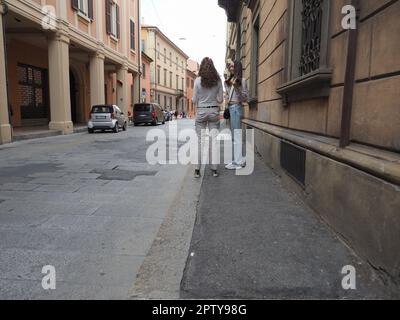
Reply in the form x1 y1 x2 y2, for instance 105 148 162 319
91 168 158 181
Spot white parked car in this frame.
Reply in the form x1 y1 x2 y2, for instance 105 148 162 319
88 105 128 133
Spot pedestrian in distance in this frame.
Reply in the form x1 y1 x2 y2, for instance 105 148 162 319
192 57 224 178
224 61 249 170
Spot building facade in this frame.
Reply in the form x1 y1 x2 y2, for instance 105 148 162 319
186 59 199 118
141 26 189 112
0 0 142 143
140 51 153 103
219 0 400 286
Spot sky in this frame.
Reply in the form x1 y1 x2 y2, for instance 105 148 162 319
141 0 228 76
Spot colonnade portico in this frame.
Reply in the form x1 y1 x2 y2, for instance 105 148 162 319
0 5 12 144
48 31 73 134
1 0 142 145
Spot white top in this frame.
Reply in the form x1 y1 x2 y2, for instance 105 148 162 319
225 79 249 104
192 77 224 108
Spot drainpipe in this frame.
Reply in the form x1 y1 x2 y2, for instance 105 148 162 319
1 1 11 130
154 28 157 104
137 0 141 104
339 0 360 148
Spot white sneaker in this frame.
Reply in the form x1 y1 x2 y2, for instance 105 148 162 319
239 160 246 167
225 162 233 169
225 163 243 170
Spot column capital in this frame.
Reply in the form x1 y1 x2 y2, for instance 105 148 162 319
49 31 70 45
118 63 129 71
0 1 7 15
92 51 105 60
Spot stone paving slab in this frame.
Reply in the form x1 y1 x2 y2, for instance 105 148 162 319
0 120 194 299
181 156 392 299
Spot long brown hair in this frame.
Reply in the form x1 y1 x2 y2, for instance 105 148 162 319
199 57 220 88
226 60 243 87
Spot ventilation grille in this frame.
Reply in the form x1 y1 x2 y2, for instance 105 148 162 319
280 141 306 186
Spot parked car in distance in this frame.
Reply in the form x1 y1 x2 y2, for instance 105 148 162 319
88 104 127 134
133 103 165 126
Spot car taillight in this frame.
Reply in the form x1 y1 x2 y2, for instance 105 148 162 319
152 112 156 118
110 113 115 119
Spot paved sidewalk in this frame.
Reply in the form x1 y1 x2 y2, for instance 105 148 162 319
181 156 391 299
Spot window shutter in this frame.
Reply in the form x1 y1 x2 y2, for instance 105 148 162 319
116 4 121 39
88 0 94 20
71 0 79 11
106 0 111 35
130 20 135 50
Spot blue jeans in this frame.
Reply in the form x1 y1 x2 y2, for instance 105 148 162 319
229 104 243 165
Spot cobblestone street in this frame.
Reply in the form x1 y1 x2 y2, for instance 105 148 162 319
0 121 194 299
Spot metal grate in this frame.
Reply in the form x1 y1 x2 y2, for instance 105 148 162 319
299 0 323 76
280 141 306 186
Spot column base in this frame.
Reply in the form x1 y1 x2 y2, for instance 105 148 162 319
0 124 12 144
49 121 74 134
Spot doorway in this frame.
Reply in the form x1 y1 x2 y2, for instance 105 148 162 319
69 69 78 123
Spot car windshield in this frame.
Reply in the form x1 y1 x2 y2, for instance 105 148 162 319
134 104 151 112
91 106 113 113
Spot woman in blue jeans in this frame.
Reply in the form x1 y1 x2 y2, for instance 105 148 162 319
225 61 248 170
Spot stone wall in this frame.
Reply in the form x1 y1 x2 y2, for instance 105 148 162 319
235 0 400 152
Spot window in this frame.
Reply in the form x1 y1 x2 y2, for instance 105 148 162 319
72 0 94 20
182 77 184 90
157 66 161 85
164 49 167 63
277 0 332 102
186 77 189 88
170 52 172 67
250 16 259 103
176 57 178 71
176 75 179 89
170 72 173 88
142 63 146 79
164 69 167 86
157 43 160 59
164 96 167 108
130 19 136 51
78 0 88 15
141 40 145 52
106 0 120 39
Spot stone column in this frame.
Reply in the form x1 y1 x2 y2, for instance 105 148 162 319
0 8 12 144
48 31 73 134
133 72 141 104
90 52 105 106
116 64 129 115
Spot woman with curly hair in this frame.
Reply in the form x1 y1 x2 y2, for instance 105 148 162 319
192 57 224 178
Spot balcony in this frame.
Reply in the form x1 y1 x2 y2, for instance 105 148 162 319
176 89 184 98
218 0 243 22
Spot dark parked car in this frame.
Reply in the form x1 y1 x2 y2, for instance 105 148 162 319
133 103 165 126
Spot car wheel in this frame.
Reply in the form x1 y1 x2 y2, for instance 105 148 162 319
152 119 157 126
133 122 138 127
113 123 119 133
123 122 127 131
88 128 94 134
